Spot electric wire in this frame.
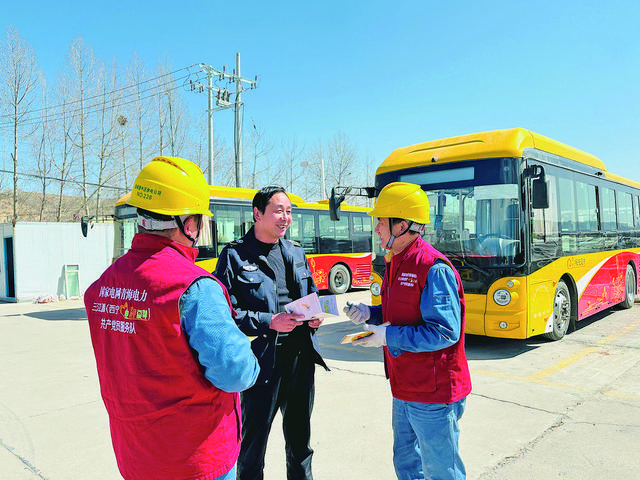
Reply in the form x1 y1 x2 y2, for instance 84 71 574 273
0 65 201 129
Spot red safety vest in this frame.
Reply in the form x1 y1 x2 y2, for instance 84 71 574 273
381 236 472 403
85 233 241 480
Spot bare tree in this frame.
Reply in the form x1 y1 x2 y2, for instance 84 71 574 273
65 37 97 216
91 58 119 216
126 52 153 174
154 63 168 156
0 26 40 221
32 72 52 221
246 123 274 188
307 132 359 201
185 114 229 185
51 73 76 221
279 136 306 195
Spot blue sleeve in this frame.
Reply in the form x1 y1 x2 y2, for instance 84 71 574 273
180 277 260 392
386 261 461 357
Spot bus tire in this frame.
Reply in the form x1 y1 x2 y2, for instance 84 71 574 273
544 280 571 341
619 264 636 309
328 264 351 295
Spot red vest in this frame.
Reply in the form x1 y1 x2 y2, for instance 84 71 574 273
381 236 472 403
85 233 240 480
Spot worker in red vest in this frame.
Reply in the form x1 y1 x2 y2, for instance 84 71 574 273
345 182 472 480
85 156 259 480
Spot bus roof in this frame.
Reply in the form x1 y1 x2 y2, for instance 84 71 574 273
377 127 606 175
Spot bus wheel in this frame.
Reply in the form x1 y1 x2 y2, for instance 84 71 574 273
328 264 351 295
545 280 571 341
619 264 636 309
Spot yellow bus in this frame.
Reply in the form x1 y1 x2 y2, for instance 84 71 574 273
113 185 373 294
333 128 640 340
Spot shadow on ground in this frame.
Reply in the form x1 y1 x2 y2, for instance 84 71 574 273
464 307 616 360
25 308 88 321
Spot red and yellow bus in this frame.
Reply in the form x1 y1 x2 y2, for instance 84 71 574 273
114 185 373 294
334 128 640 340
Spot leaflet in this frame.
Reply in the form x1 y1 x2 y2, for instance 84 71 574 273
284 292 339 320
340 331 374 344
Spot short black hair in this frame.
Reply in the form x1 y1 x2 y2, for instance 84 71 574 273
137 208 173 222
253 186 287 217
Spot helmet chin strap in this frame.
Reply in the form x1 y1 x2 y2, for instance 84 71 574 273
385 219 414 249
175 215 202 247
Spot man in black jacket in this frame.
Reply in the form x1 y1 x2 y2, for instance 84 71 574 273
214 186 328 480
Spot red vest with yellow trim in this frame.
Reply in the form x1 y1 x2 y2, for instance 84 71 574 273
85 233 240 480
381 236 472 403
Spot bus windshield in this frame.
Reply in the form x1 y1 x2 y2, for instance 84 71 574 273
423 183 522 265
388 157 524 266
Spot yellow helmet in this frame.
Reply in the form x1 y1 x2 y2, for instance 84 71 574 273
368 182 430 224
127 156 212 216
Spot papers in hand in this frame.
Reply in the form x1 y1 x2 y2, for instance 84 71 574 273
285 292 339 320
340 331 374 344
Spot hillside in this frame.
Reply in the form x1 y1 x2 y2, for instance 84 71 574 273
0 188 119 223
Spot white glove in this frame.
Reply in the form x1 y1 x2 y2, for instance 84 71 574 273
352 322 390 348
343 302 371 325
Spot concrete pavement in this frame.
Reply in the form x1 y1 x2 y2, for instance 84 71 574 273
1 292 639 479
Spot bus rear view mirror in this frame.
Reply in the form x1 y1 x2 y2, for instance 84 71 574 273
532 178 549 209
81 216 90 237
329 187 346 221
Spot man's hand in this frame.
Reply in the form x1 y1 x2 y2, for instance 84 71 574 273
352 322 390 348
343 302 370 324
307 318 324 329
270 312 304 332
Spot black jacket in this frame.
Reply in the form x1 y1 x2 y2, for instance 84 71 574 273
214 227 328 384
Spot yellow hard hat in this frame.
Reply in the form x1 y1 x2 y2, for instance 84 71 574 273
127 156 212 216
368 182 430 224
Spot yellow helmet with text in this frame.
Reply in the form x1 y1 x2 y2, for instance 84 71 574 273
127 156 212 216
368 182 430 224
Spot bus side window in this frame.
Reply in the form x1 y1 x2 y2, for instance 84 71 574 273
557 176 577 254
289 212 317 255
635 195 640 247
352 214 373 252
600 187 618 250
215 205 244 255
319 213 350 253
576 182 601 253
616 191 634 248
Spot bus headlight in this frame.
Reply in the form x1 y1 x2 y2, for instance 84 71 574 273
493 289 511 306
370 282 381 296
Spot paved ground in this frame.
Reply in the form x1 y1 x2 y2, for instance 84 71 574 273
1 291 639 479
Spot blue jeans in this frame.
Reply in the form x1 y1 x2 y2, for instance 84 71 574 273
392 397 466 480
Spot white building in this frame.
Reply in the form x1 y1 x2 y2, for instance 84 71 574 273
0 222 113 302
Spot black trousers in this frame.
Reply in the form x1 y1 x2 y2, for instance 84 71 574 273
237 342 316 480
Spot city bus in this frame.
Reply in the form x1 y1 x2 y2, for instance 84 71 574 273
113 185 373 294
332 128 640 340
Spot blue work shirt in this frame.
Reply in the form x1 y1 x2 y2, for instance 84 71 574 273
369 260 461 357
179 277 260 393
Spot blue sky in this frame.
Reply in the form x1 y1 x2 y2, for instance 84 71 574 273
4 0 640 182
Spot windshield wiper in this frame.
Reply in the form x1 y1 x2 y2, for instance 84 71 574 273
443 253 492 277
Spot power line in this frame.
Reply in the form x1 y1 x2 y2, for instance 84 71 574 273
0 65 198 129
0 168 127 192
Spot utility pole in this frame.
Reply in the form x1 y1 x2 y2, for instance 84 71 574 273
234 53 242 188
190 55 257 186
